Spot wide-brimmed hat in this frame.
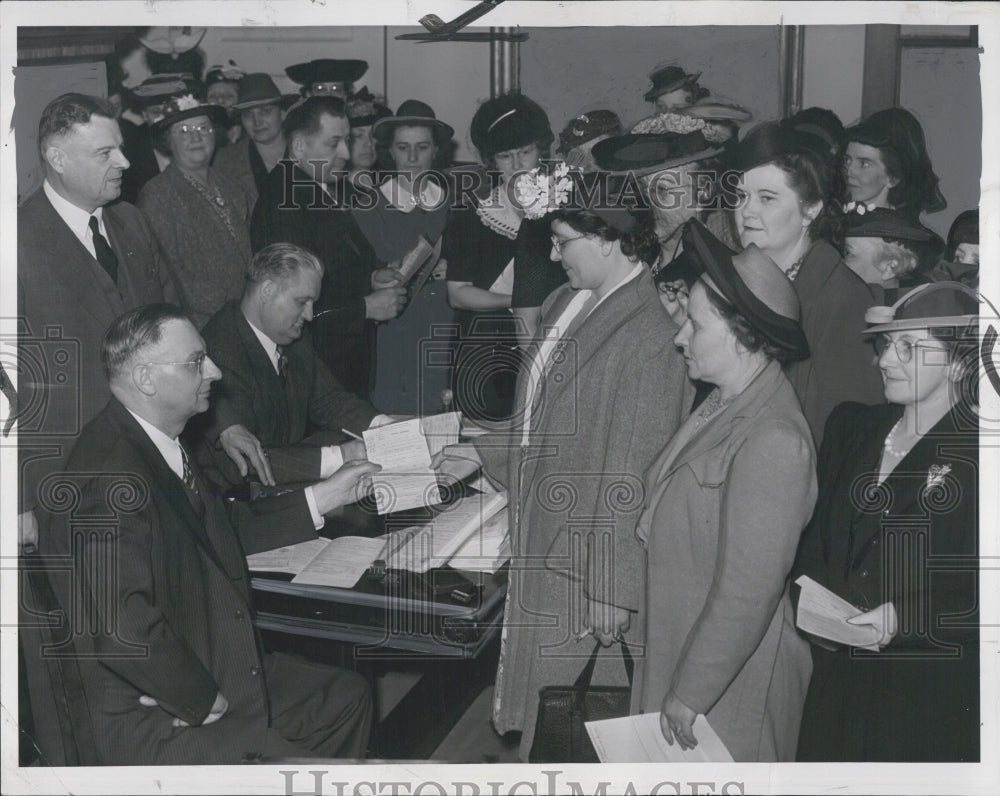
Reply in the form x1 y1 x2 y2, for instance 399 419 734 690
470 94 554 158
864 281 978 334
683 219 810 358
732 121 826 172
150 94 229 132
644 65 702 103
844 206 938 243
372 99 454 145
557 110 623 154
233 73 298 111
128 73 202 109
678 96 752 124
591 131 721 177
345 87 392 128
285 59 368 87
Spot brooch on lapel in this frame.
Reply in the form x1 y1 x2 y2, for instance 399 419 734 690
924 463 952 493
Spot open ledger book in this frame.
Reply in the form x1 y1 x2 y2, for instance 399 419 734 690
585 713 733 763
246 491 508 588
794 575 881 650
364 412 461 514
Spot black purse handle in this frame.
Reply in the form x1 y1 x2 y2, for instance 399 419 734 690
574 639 634 690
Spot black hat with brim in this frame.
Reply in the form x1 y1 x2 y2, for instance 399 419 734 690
233 73 298 111
844 206 938 243
285 59 368 87
128 73 202 108
591 131 721 177
345 87 392 128
372 99 454 145
557 110 623 154
151 98 230 132
683 220 810 358
732 121 822 172
864 281 978 334
644 66 702 102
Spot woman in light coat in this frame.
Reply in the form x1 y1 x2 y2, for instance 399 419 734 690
633 220 817 761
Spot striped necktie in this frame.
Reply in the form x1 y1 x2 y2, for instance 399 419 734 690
89 215 119 283
180 445 200 497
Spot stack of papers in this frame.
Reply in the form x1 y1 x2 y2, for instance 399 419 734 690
794 575 880 650
363 412 461 514
585 713 733 763
246 536 389 589
447 507 510 573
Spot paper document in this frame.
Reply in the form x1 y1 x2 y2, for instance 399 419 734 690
364 413 461 514
246 536 388 589
387 492 507 573
448 507 510 573
794 575 881 650
585 713 733 763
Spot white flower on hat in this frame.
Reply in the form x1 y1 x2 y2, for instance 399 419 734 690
630 111 705 136
174 94 200 112
514 163 576 220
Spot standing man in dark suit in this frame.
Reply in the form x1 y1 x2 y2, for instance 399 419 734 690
250 96 406 396
42 304 375 764
199 244 392 491
17 92 270 550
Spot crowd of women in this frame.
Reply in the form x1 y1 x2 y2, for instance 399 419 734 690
106 40 981 764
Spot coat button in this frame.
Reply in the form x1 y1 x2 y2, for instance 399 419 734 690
235 609 244 619
250 666 261 676
871 539 878 547
859 569 869 579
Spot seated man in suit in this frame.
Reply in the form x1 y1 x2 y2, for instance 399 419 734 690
250 95 406 396
41 303 376 764
199 243 394 492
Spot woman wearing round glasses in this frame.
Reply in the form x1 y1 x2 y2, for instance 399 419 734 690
138 95 252 329
793 282 980 761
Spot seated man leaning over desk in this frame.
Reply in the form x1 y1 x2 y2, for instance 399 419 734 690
196 243 398 492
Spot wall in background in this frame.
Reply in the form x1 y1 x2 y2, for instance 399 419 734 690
802 26 866 126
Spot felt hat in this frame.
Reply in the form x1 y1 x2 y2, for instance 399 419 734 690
844 206 939 243
345 87 392 128
150 94 229 132
678 96 752 124
643 65 702 103
372 99 454 145
731 121 825 172
128 73 202 109
232 73 298 111
285 59 368 87
470 94 554 159
205 61 246 87
864 281 978 334
591 131 721 177
557 110 623 154
683 219 810 358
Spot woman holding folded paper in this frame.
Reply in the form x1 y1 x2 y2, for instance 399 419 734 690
632 220 817 762
434 195 687 761
352 99 454 415
793 282 980 762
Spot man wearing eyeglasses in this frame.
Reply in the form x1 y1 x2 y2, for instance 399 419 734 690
40 303 375 763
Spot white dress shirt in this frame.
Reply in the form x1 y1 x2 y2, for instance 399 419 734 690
44 179 108 260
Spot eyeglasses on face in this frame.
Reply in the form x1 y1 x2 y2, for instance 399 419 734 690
172 123 215 138
657 283 690 301
550 234 588 253
874 334 942 364
142 352 209 373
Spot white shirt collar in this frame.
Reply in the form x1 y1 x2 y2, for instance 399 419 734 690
44 179 104 241
244 314 281 373
126 408 185 480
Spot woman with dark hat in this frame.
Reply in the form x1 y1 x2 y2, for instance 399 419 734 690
733 120 884 445
557 109 622 173
214 73 297 204
445 92 556 420
644 63 706 113
947 208 979 266
844 107 946 219
205 61 247 146
352 100 456 414
843 205 943 296
345 87 392 187
285 58 368 99
632 219 816 762
137 95 252 328
794 282 979 761
434 192 687 761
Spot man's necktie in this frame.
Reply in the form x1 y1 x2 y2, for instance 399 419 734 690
276 347 289 383
180 446 200 497
89 215 118 283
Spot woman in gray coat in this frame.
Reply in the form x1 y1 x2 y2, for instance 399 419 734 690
633 220 817 761
435 199 688 760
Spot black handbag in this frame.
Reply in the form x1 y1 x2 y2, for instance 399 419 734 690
528 640 634 763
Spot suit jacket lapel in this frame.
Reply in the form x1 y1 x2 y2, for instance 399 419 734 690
233 307 292 438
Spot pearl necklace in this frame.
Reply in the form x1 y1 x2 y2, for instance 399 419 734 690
883 418 915 458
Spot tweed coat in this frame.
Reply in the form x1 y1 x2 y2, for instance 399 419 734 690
794 402 979 761
212 136 269 207
197 302 379 490
17 188 176 516
251 161 378 396
40 398 371 764
475 268 688 760
632 360 817 762
137 164 253 329
784 240 884 446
